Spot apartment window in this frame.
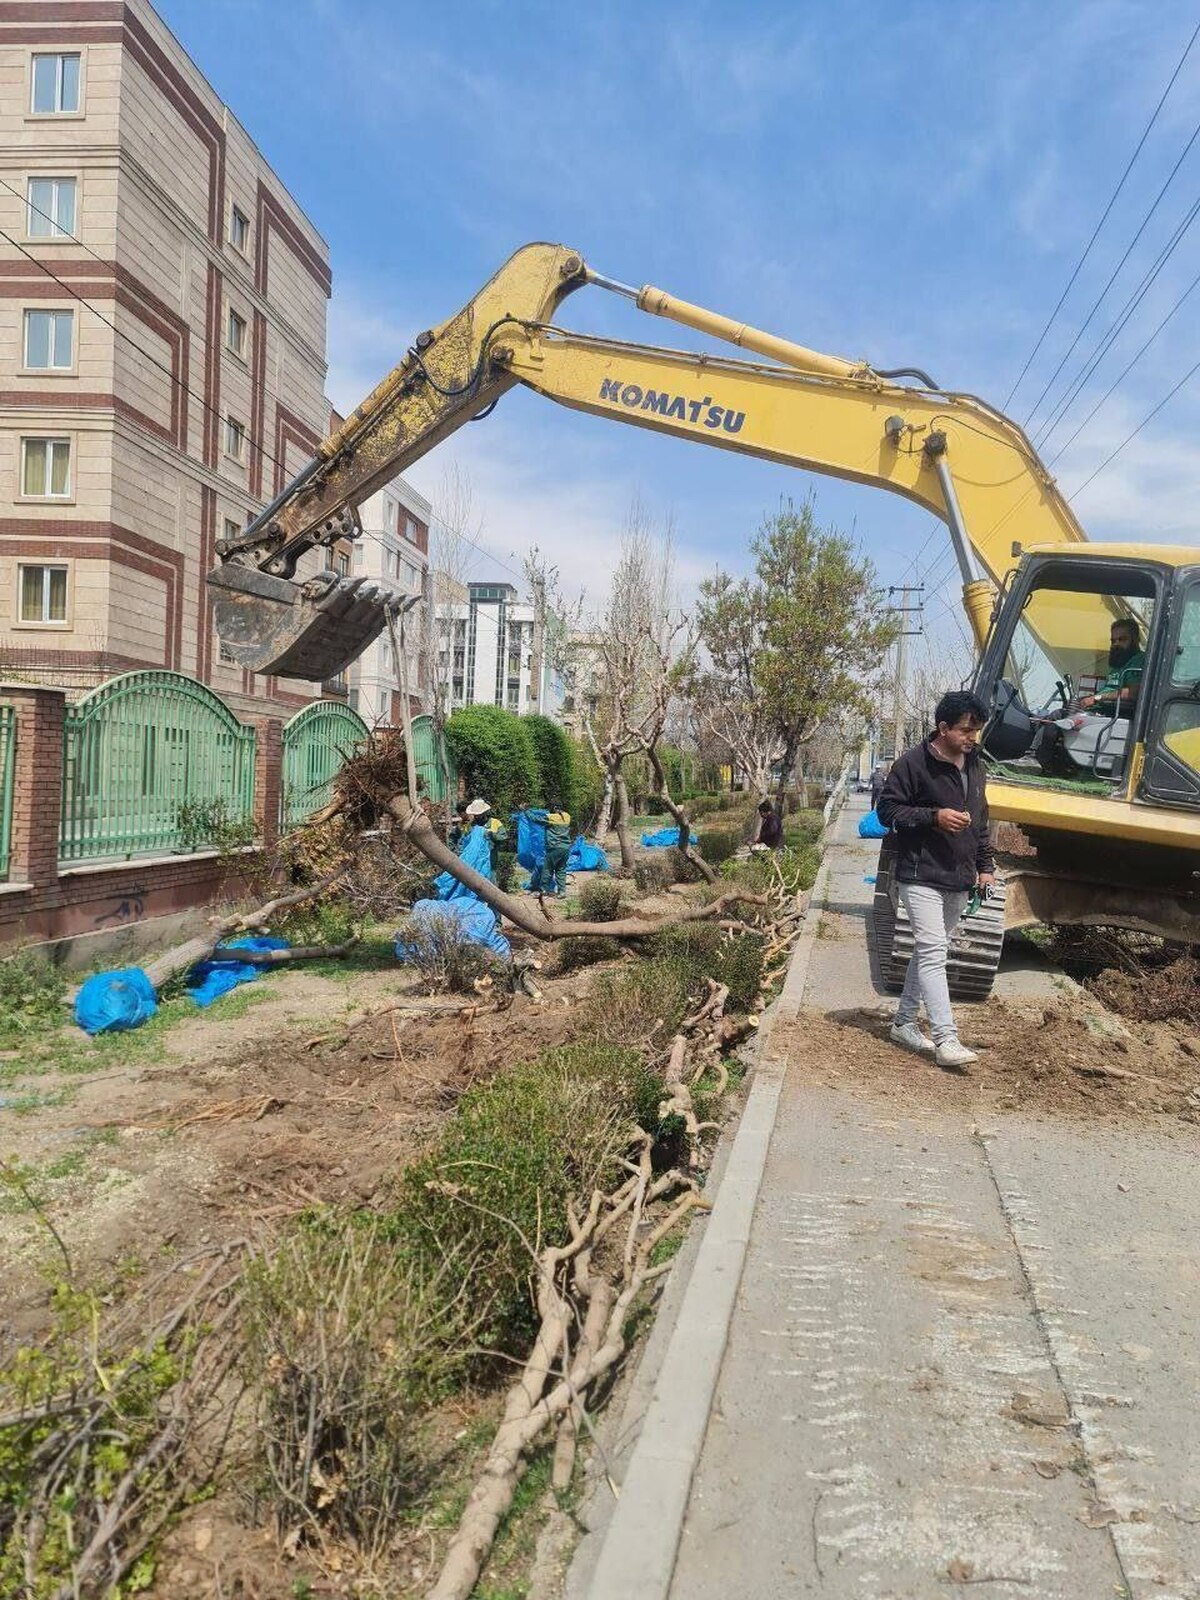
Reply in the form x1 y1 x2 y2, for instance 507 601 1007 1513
18 563 68 624
31 53 80 115
226 307 247 359
21 436 71 498
224 417 246 462
27 176 76 238
385 500 396 530
335 551 350 578
24 308 73 370
229 204 249 253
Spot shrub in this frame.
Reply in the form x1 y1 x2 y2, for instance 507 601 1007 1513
642 795 668 816
579 877 622 922
581 956 700 1052
394 913 507 994
394 1044 653 1352
494 849 518 893
444 706 538 817
175 796 256 853
783 809 824 849
633 856 676 894
0 950 65 1040
524 714 575 812
645 920 722 968
719 933 765 1012
554 934 621 972
243 1218 472 1558
645 922 764 1014
697 825 740 866
720 841 821 897
276 895 358 949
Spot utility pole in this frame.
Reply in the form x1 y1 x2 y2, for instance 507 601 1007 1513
887 585 924 759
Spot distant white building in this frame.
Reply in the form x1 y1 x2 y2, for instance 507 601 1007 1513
346 476 430 724
434 580 563 718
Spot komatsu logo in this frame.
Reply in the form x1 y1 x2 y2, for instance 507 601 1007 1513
598 378 745 435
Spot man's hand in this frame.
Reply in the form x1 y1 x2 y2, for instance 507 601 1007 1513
977 872 996 891
935 808 971 834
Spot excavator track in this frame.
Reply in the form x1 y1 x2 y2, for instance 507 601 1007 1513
872 840 1006 1001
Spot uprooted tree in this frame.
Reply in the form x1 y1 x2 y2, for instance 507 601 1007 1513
692 495 896 797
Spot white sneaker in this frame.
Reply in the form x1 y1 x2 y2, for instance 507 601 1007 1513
889 1021 935 1055
935 1038 978 1071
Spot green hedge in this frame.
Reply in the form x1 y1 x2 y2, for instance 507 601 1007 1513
525 714 575 813
444 706 538 817
570 739 605 831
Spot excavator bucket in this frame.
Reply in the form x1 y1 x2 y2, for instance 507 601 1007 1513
207 561 400 680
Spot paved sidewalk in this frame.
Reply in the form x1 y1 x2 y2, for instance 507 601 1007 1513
584 798 1200 1600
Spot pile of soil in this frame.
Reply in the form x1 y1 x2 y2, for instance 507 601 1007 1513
784 1000 1200 1126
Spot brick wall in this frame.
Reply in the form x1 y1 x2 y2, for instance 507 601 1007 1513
0 682 279 946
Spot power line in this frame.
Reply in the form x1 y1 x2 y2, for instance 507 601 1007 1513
1002 15 1200 409
1045 259 1200 467
1035 185 1200 449
1021 108 1200 433
1066 351 1200 503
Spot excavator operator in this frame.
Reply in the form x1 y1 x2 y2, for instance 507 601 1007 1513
1078 619 1145 715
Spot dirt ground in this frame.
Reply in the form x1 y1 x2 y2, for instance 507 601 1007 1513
0 947 610 1335
780 996 1200 1128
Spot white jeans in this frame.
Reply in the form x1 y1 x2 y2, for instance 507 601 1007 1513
894 883 969 1045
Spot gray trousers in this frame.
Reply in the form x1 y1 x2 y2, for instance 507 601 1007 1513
893 883 970 1044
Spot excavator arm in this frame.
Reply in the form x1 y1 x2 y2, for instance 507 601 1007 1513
208 241 1087 679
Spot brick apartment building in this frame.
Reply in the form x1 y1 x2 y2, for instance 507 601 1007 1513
0 0 334 715
344 472 431 726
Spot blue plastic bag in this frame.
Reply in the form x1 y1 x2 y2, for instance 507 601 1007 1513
640 825 698 848
396 897 511 961
74 968 158 1035
187 935 289 1008
434 824 494 901
515 809 548 871
857 809 889 839
567 836 609 871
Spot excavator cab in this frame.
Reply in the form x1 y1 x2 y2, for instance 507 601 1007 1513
978 547 1200 808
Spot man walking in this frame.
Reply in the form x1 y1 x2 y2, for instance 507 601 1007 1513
877 690 995 1070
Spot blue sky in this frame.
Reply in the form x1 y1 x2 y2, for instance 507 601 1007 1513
162 0 1200 658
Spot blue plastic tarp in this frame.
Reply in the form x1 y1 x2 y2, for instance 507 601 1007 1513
74 968 158 1035
515 809 548 871
434 824 493 900
396 897 511 961
640 825 698 848
567 836 608 871
187 935 290 1008
857 808 889 839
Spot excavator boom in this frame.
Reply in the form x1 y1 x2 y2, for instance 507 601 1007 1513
207 243 1086 679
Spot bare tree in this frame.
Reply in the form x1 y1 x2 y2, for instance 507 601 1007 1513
582 502 716 878
427 464 482 812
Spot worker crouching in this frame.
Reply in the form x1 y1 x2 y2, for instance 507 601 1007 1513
877 691 996 1072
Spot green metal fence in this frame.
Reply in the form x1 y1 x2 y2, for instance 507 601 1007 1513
60 671 257 863
0 704 14 880
410 713 456 804
280 700 369 831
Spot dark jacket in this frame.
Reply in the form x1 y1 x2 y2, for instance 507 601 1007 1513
877 736 994 891
757 809 783 849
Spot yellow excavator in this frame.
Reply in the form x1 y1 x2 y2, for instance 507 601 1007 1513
207 242 1199 995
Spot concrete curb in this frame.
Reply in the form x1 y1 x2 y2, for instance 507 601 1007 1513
582 859 831 1600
